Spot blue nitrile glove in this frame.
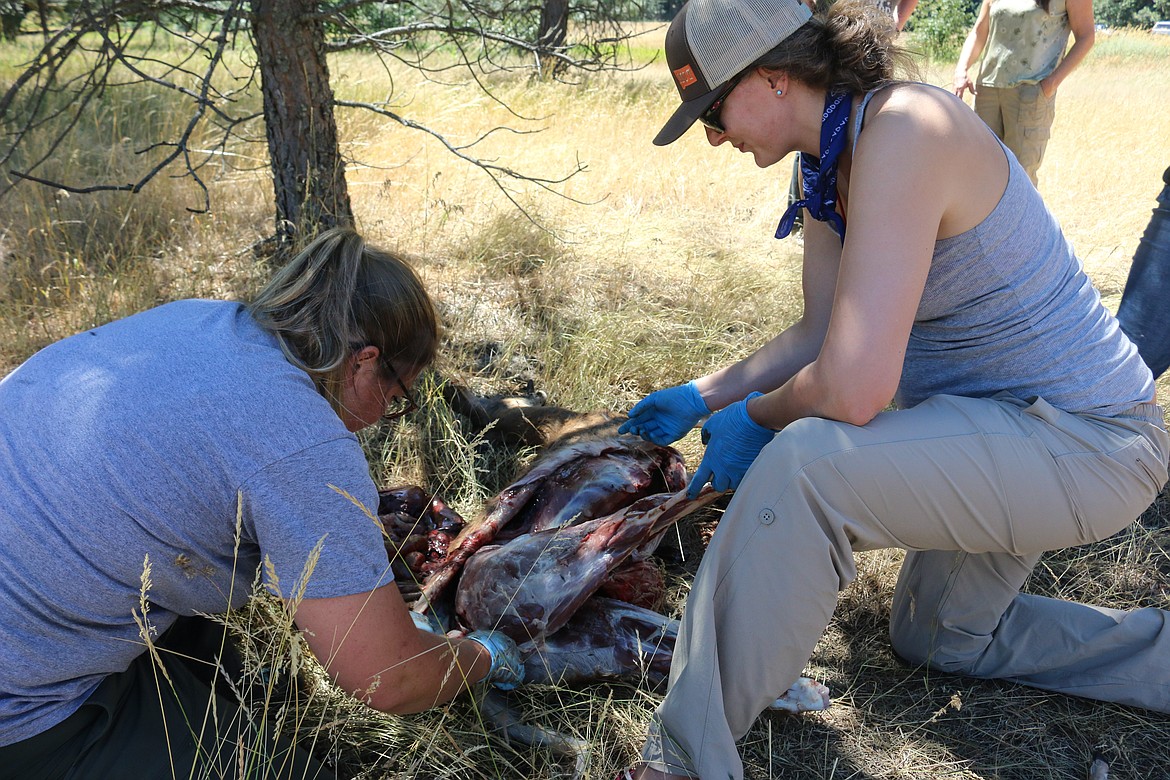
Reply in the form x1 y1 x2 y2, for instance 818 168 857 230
465 630 525 690
410 610 444 635
687 392 776 498
618 381 710 446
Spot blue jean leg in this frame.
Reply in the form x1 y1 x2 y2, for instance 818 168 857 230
1117 165 1170 379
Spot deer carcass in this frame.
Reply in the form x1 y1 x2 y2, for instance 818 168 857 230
521 596 678 688
378 486 467 598
413 434 688 614
516 597 829 706
454 488 722 646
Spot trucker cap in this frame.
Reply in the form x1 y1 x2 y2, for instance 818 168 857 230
654 0 813 146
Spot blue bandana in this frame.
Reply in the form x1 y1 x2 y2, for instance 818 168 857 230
775 91 852 242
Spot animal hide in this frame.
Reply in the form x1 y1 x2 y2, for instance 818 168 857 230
412 433 687 614
454 488 721 645
521 596 677 688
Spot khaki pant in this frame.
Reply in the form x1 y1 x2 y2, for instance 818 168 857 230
642 394 1169 780
974 83 1057 187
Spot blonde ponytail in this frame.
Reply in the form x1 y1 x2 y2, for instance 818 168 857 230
248 228 440 415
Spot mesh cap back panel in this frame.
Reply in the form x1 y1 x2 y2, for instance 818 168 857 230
687 0 813 87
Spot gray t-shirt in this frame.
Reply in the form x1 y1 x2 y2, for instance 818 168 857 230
0 300 391 746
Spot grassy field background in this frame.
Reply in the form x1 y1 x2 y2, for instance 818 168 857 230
2 22 1169 780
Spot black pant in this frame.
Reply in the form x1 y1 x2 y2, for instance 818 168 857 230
0 616 336 780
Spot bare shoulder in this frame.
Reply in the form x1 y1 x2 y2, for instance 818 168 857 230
850 84 966 189
862 83 989 148
852 82 1009 239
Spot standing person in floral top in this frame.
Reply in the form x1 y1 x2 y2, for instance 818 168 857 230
953 0 1095 186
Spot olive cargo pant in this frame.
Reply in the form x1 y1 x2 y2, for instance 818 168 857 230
0 617 335 780
974 83 1057 187
641 394 1169 780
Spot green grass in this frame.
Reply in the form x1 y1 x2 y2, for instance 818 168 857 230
1085 26 1170 62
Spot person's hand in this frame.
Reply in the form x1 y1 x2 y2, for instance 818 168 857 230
618 381 710 446
465 630 524 690
1039 77 1056 99
952 71 975 99
687 392 776 498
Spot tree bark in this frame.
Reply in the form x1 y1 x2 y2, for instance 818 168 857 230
537 0 569 76
251 0 352 253
35 0 47 41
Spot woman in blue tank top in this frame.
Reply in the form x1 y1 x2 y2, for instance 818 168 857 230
618 0 1168 778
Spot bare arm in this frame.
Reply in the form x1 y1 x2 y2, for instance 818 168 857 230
953 0 991 98
894 0 919 31
291 583 492 714
746 93 956 430
1040 0 1095 97
693 207 842 412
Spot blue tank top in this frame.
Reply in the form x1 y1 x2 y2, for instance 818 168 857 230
855 87 1154 415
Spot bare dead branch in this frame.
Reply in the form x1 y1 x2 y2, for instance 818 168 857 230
1 0 256 209
1 0 634 239
334 97 605 232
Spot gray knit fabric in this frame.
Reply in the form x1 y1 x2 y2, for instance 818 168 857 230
898 137 1152 414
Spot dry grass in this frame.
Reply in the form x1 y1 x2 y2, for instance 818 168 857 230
2 24 1169 780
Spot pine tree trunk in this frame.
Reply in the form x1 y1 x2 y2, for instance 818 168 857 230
251 0 352 253
537 0 569 76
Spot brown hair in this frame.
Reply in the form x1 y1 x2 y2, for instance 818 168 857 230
751 0 917 93
248 227 440 416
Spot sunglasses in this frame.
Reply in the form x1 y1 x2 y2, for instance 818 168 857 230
382 361 420 420
698 72 746 134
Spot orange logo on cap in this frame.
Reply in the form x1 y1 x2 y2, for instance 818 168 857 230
673 64 698 89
